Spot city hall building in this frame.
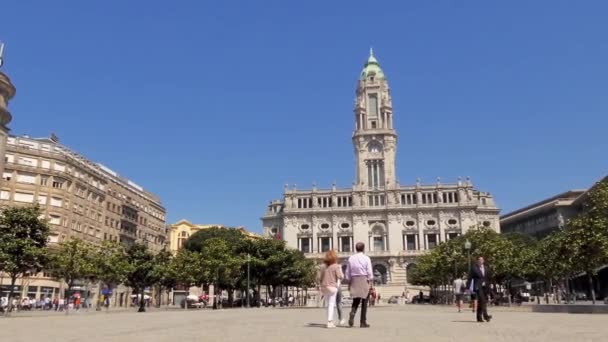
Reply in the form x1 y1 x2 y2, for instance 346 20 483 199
262 51 500 290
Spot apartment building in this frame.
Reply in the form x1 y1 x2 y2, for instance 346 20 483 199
0 134 167 301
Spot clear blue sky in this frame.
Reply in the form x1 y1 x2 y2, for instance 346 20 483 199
2 1 606 232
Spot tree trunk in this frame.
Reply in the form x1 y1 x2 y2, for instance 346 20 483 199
506 282 512 307
66 280 74 315
138 287 146 312
588 272 596 305
257 284 261 307
227 289 234 308
7 275 17 314
157 285 161 308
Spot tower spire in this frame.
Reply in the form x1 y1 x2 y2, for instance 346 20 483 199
369 46 374 58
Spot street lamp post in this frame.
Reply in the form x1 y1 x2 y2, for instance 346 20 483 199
246 254 251 308
464 239 472 276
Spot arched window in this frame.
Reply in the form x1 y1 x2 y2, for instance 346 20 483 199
367 141 383 153
177 231 189 249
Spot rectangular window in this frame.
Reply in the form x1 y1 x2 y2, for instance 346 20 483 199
37 194 47 205
40 177 48 186
368 94 378 117
5 154 14 163
427 234 438 249
448 232 459 240
374 236 385 251
49 215 61 225
14 192 34 203
50 197 62 207
405 234 417 250
52 181 63 189
299 238 311 253
17 172 37 184
320 237 331 252
0 191 9 200
53 163 66 172
2 172 12 181
340 236 351 252
18 157 37 167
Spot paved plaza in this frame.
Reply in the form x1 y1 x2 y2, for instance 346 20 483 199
1 305 606 342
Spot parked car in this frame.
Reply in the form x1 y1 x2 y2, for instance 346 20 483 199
341 297 353 306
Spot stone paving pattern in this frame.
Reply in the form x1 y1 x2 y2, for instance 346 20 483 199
1 305 606 342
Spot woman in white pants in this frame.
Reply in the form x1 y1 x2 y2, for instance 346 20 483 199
319 250 344 328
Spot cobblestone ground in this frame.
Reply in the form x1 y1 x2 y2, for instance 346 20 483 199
1 305 606 342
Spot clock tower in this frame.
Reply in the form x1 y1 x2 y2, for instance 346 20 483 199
353 49 397 191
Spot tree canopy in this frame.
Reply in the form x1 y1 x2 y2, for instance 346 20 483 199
0 205 50 311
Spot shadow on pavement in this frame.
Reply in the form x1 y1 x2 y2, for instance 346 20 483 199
306 323 350 329
451 320 480 323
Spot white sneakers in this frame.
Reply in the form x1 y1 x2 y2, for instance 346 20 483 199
327 319 347 328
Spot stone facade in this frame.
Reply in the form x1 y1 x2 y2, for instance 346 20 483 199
262 50 500 288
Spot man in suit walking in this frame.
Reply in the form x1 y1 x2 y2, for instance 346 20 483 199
466 256 492 322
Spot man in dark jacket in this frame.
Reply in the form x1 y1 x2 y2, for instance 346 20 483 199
466 256 493 322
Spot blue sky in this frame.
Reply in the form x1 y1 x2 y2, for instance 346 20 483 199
2 1 606 232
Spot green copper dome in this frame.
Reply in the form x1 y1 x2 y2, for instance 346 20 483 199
360 48 385 80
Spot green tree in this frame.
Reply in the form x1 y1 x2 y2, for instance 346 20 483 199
199 237 243 307
183 227 246 254
165 249 202 308
0 205 50 312
124 243 157 312
48 238 96 310
151 248 174 307
563 179 608 304
93 240 129 309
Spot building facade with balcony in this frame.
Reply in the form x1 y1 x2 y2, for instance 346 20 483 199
500 190 585 239
262 50 500 289
0 134 167 302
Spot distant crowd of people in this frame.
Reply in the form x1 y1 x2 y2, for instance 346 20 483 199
1 294 91 313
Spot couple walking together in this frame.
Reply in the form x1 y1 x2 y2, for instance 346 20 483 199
319 242 372 329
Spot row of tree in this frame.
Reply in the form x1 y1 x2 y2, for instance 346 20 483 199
0 205 318 313
410 178 608 304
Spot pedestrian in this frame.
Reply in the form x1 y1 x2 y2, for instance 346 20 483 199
453 274 466 313
345 242 372 328
319 249 344 328
466 256 492 323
